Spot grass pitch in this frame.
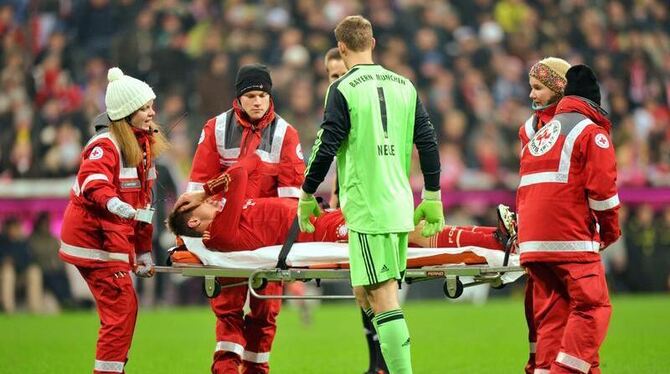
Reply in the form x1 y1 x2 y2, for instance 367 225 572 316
1 295 668 373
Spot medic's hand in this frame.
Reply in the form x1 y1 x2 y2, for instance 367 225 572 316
413 190 445 237
107 197 137 219
298 191 321 233
134 252 155 278
175 191 207 212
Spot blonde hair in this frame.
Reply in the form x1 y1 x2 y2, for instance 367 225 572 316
334 15 373 52
538 57 571 79
110 120 170 167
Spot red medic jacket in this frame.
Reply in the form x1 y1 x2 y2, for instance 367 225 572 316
519 103 559 148
59 128 156 270
517 96 621 264
188 99 305 199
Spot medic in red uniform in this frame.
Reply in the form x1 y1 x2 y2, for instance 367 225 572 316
178 64 305 374
519 57 572 374
59 68 169 374
517 65 620 374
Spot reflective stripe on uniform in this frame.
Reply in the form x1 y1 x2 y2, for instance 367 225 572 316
277 186 301 198
533 369 550 374
519 241 599 253
94 359 125 373
556 351 591 373
519 119 593 187
60 242 129 263
524 115 536 140
73 173 110 196
265 117 288 164
588 194 619 211
119 167 138 179
214 112 289 165
215 341 244 356
85 132 142 182
214 112 229 160
186 182 204 192
243 350 270 364
86 132 119 151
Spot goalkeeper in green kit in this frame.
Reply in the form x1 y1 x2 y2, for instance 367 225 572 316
299 15 443 374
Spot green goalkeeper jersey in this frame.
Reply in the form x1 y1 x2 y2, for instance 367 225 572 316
303 64 441 234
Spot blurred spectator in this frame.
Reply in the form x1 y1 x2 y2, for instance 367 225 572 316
196 52 234 120
0 216 40 313
0 0 667 188
27 212 76 310
623 205 668 292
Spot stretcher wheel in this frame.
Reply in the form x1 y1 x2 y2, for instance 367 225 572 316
250 277 267 291
443 278 464 299
202 277 221 298
491 278 505 290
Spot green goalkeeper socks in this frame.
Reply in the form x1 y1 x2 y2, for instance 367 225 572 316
372 309 412 374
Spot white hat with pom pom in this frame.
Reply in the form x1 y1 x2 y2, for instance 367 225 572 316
105 67 156 121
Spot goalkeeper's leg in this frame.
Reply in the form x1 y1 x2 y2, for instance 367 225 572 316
350 231 412 374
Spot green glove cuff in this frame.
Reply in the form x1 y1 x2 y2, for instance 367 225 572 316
300 190 313 200
422 189 441 201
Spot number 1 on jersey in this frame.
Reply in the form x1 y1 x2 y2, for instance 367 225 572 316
376 87 388 138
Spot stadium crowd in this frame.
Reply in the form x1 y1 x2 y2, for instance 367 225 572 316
1 0 669 312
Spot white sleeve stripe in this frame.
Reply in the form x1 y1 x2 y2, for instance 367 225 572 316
277 186 301 198
588 194 619 211
80 174 109 193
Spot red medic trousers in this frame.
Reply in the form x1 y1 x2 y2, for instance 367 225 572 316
210 281 282 374
525 261 611 374
78 267 138 374
524 276 537 374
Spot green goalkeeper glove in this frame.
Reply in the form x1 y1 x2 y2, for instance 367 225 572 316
413 190 445 237
298 191 321 233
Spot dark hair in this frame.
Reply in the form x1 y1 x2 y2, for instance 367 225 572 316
166 206 202 237
325 47 342 63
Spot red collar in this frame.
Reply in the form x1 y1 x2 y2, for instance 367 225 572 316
555 96 612 134
232 99 276 130
535 103 558 127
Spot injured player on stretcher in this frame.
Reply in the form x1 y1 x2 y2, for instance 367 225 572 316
166 155 518 267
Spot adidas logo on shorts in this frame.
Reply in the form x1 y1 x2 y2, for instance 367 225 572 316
380 265 389 273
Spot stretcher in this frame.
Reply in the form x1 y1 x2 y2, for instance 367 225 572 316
155 235 525 300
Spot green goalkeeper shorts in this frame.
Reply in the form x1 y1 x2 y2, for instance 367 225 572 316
348 230 408 287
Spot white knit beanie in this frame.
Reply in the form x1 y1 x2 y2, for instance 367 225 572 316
105 67 156 121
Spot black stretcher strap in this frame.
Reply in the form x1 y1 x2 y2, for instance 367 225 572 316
275 216 299 270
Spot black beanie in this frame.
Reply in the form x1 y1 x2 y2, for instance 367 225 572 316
235 64 272 97
564 64 601 106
